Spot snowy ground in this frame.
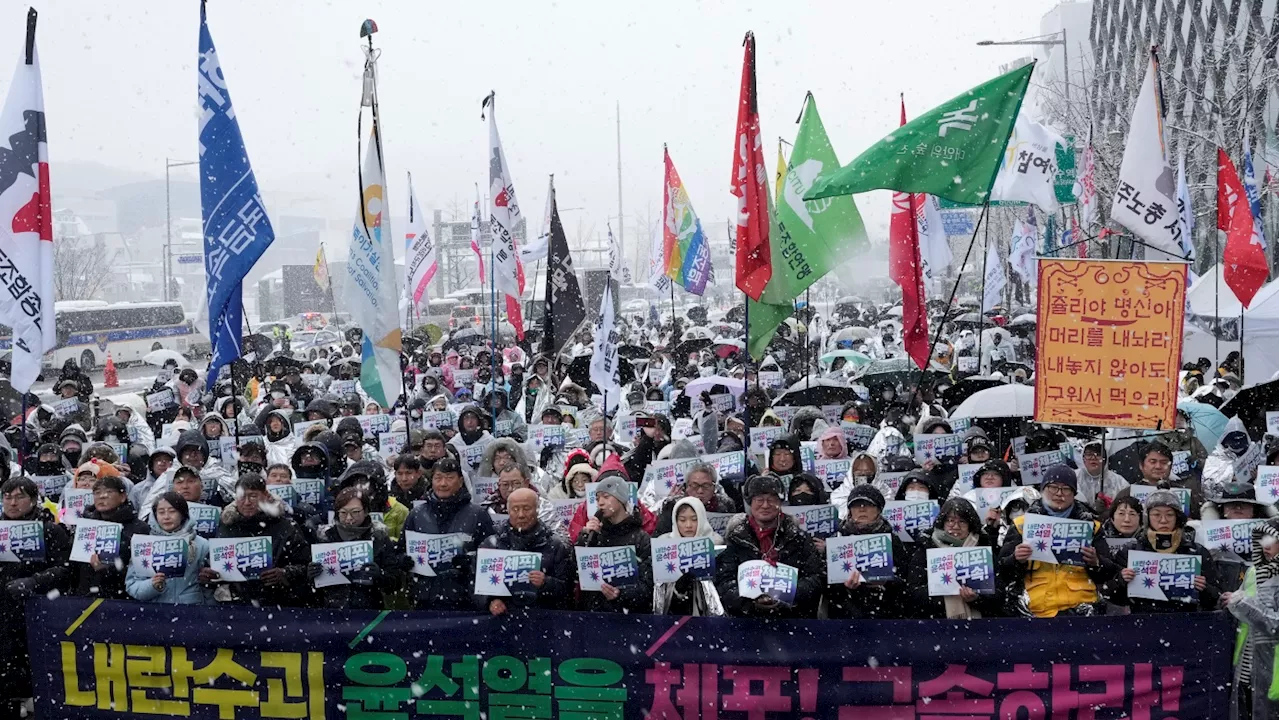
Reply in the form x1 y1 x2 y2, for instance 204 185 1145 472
31 363 163 409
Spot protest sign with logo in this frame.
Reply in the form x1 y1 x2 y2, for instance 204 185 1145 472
529 424 566 451
641 457 700 505
877 472 908 499
964 487 1020 520
548 499 583 528
826 533 894 584
1127 550 1199 603
1016 449 1065 486
378 431 408 456
474 548 542 597
31 475 66 500
421 411 453 431
0 520 44 562
70 519 123 564
813 458 852 491
703 452 745 484
292 419 328 438
782 504 839 538
576 546 639 591
1022 514 1093 566
460 437 491 470
130 535 188 576
292 479 325 509
356 414 393 438
1199 519 1268 557
840 422 876 450
759 370 784 390
749 426 784 456
883 500 939 543
311 541 374 588
1257 466 1278 505
927 546 995 595
705 512 734 538
405 532 466 578
914 433 962 464
266 484 297 509
651 536 716 583
736 560 798 605
144 389 177 413
954 463 983 496
188 502 221 537
207 537 273 582
1267 412 1278 437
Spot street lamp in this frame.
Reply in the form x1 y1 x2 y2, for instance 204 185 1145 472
976 30 1069 104
164 158 199 302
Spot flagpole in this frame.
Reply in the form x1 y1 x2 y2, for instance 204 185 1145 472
978 214 989 374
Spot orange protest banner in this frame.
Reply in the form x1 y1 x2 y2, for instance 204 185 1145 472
1034 259 1186 430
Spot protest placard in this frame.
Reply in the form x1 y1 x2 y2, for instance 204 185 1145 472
883 500 939 543
474 548 542 597
70 519 122 564
826 533 894 584
1022 513 1094 566
650 536 716 583
576 546 639 591
1127 550 1199 603
207 537 273 582
736 560 798 604
129 535 188 576
926 546 995 596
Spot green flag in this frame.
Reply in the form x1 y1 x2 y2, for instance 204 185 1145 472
805 62 1034 206
747 95 869 360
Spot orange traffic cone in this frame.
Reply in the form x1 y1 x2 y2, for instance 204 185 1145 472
103 352 119 388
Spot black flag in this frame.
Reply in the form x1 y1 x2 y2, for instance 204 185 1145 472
542 179 586 356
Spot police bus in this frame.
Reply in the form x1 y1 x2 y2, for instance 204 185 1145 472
0 300 195 370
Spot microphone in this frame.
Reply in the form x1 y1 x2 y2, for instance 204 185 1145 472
582 509 605 547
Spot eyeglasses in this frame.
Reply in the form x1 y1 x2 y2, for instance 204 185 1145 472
1042 484 1074 495
751 495 782 507
686 482 715 491
336 508 366 520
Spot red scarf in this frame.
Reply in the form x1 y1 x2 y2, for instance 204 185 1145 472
747 516 779 565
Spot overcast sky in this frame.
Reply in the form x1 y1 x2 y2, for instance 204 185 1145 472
8 0 1063 260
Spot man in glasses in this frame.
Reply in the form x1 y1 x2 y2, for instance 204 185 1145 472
653 463 738 537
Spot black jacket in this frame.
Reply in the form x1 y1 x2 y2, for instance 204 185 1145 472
906 531 1004 619
574 512 653 614
0 506 73 700
313 520 407 610
402 487 494 611
476 521 575 611
390 478 430 507
1111 532 1220 613
216 502 314 607
622 433 665 487
73 501 149 600
824 517 911 620
714 513 824 619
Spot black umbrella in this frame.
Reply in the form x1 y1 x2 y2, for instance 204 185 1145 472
343 327 363 346
672 338 712 361
617 344 650 361
1219 380 1279 440
402 336 426 354
774 379 860 408
856 357 939 388
443 328 487 353
565 354 636 389
952 313 996 328
241 333 274 360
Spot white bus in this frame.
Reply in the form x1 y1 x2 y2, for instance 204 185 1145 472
0 301 196 370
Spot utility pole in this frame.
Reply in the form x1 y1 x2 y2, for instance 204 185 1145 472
164 158 198 302
615 101 624 279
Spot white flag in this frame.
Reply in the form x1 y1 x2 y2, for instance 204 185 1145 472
1076 133 1097 230
401 172 437 311
647 212 671 293
0 20 55 394
607 223 624 275
519 177 552 264
1008 207 1039 286
915 194 951 282
1109 52 1185 259
484 94 526 337
982 242 1006 312
1175 152 1197 281
990 113 1067 212
589 283 620 415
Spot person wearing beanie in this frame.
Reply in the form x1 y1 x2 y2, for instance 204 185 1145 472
212 474 313 608
1075 440 1129 514
1112 490 1218 614
1222 518 1278 719
826 484 910 620
714 474 824 619
1000 463 1119 618
962 435 993 465
566 455 658 541
574 454 653 615
72 475 149 600
908 497 1004 620
766 435 802 481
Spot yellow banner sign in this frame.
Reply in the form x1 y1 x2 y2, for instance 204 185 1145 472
1034 259 1186 429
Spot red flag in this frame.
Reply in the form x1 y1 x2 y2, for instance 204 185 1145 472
891 98 929 370
730 32 771 300
1218 148 1269 307
1072 216 1087 258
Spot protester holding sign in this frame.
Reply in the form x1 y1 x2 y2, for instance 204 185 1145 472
652 463 737 537
652 497 725 616
307 487 406 609
826 485 910 620
485 463 563 537
125 492 210 605
574 457 653 614
1001 465 1119 618
213 474 313 607
908 498 1002 619
1114 442 1205 520
1111 491 1217 613
476 488 574 614
1220 518 1278 720
403 457 494 611
448 405 494 478
73 475 148 600
1075 440 1129 513
716 475 823 619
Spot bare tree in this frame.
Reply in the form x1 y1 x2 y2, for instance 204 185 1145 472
53 235 116 301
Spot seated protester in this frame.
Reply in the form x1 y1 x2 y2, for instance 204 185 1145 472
211 474 313 607
1201 482 1277 523
548 457 596 500
199 415 231 462
831 452 879 516
907 498 1003 619
653 463 738 537
478 437 530 480
962 435 993 466
816 425 849 460
826 485 910 620
893 470 942 549
59 461 104 518
291 441 335 494
1113 441 1205 520
333 460 409 542
566 456 658 542
59 425 88 468
653 497 725 616
390 455 429 507
715 475 824 620
1112 491 1219 612
767 436 802 483
403 457 494 611
622 412 672 484
585 416 625 457
114 404 155 452
0 478 72 714
169 465 216 509
1201 417 1255 499
335 417 381 466
917 417 960 496
788 473 831 554
140 429 232 519
956 460 1013 545
261 409 298 467
73 475 149 600
307 486 406 609
574 462 654 615
448 405 493 480
485 462 564 537
1220 519 1278 720
1000 464 1119 618
125 492 211 605
476 488 574 615
265 463 324 535
1101 496 1144 543
1076 440 1129 513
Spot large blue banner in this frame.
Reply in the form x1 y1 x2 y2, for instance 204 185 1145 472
197 3 275 389
29 598 1230 718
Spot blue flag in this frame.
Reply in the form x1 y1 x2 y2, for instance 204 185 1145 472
198 4 275 390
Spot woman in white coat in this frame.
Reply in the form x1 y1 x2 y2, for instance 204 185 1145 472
652 497 725 616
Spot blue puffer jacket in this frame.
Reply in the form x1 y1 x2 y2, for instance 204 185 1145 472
124 514 212 605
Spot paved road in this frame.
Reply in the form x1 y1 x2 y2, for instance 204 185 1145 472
31 363 165 406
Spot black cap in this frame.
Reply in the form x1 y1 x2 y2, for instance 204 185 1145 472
846 483 886 511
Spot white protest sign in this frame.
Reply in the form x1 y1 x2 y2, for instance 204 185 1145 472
826 533 895 584
0 520 44 562
882 500 939 543
130 535 188 576
1021 514 1093 566
575 546 639 591
310 541 374 588
1256 466 1278 505
650 536 716 584
926 546 995 596
70 519 123 564
474 548 542 597
1016 449 1065 486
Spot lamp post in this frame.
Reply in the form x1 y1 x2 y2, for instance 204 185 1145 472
976 30 1069 104
164 158 199 302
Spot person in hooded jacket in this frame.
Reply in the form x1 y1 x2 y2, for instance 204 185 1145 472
141 429 233 519
1112 490 1219 613
0 477 72 714
478 436 531 480
334 460 410 542
476 488 575 614
816 425 848 460
906 496 1004 619
1222 518 1278 720
449 405 493 481
825 485 910 620
333 416 379 466
129 447 176 511
403 457 494 611
59 424 89 469
73 475 149 599
114 404 155 451
767 435 802 483
831 452 880 517
574 457 654 614
260 409 298 467
653 496 725 616
1203 417 1262 500
307 486 407 609
916 417 961 496
485 387 528 443
125 491 211 604
199 414 233 463
212 474 313 607
715 474 824 619
1076 440 1129 513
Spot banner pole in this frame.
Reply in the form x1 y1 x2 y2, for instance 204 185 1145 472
978 212 989 374
742 288 751 478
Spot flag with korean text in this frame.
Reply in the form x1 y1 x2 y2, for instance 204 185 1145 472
402 172 437 312
990 112 1068 212
1008 205 1038 286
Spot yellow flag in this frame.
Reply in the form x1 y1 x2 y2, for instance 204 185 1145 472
775 141 788 200
313 245 330 290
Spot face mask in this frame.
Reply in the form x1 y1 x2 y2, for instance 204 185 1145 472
905 489 929 502
853 474 873 484
63 447 81 466
789 491 817 506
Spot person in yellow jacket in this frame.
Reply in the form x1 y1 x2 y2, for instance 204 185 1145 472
999 464 1120 618
1223 518 1278 720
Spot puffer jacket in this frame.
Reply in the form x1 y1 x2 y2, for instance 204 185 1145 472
124 514 212 605
140 430 233 518
215 497 314 607
573 512 653 614
402 486 494 611
825 515 910 619
1111 531 1219 613
714 513 824 619
478 437 532 478
0 505 73 701
999 500 1120 618
312 519 407 609
73 500 150 599
475 520 575 611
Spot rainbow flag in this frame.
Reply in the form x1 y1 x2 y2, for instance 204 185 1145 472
662 148 711 295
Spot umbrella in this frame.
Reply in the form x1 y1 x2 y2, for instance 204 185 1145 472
1218 379 1279 440
980 327 1012 345
142 349 191 368
711 337 745 359
940 377 1008 411
401 336 426 355
565 353 637 389
884 306 903 318
684 375 746 398
832 326 873 343
855 357 925 387
819 350 873 368
952 312 996 327
950 383 1035 419
241 333 274 361
1008 313 1037 328
1174 399 1229 451
443 328 486 352
616 344 650 361
672 338 712 361
774 378 860 407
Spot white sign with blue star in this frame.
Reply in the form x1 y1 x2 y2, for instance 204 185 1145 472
311 541 374 588
474 548 542 597
736 560 798 605
826 533 894 584
1127 550 1200 602
1022 514 1093 566
69 519 122 564
651 536 715 584
926 546 994 596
